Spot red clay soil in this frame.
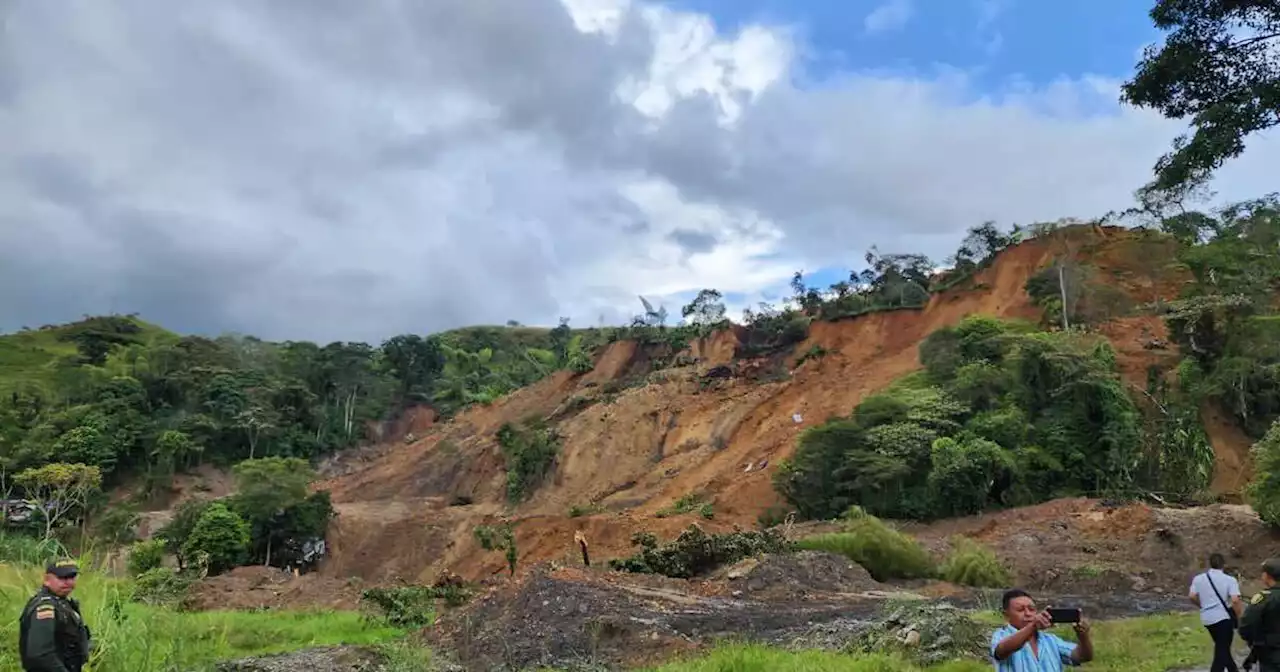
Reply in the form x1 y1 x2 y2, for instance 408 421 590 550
187 565 364 611
309 226 1252 586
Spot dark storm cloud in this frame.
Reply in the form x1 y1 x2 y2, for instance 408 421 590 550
666 229 718 254
1 0 1263 343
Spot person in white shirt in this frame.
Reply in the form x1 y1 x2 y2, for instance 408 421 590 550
1190 552 1244 672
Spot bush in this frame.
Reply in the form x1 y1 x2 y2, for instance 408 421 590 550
360 587 436 628
609 524 793 579
795 507 934 581
938 537 1011 588
130 567 196 607
496 420 560 502
0 533 64 565
180 502 250 576
127 539 166 577
1247 420 1280 525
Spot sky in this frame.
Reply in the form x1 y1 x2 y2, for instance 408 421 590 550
0 0 1277 344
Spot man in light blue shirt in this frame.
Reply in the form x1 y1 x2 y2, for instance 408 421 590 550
991 588 1094 671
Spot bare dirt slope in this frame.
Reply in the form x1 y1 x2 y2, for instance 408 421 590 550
313 226 1252 584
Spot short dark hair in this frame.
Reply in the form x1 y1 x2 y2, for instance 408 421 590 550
1210 553 1226 569
1002 588 1032 612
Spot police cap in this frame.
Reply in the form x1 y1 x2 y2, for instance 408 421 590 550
45 558 78 578
1262 558 1280 581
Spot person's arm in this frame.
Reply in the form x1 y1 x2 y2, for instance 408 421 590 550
993 624 1038 660
24 602 72 672
1069 618 1094 664
1190 589 1201 607
993 612 1050 661
1231 579 1245 619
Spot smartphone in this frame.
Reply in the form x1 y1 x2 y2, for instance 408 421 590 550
1047 607 1081 624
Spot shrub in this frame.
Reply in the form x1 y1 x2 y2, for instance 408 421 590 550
130 567 196 607
474 523 517 575
795 507 934 581
360 587 437 628
496 420 560 502
0 533 64 565
609 524 793 579
1247 420 1280 526
939 537 1011 588
127 539 166 577
180 502 250 576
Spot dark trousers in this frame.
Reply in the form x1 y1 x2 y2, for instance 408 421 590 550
1206 619 1240 672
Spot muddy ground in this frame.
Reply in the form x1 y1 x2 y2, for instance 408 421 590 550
422 554 1191 671
199 497 1280 670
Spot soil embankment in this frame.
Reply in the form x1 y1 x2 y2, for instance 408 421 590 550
313 226 1224 584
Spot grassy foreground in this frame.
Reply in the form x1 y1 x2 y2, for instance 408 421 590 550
0 563 414 671
643 612 1214 672
0 543 1212 671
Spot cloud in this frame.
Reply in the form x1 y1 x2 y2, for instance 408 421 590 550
864 0 915 35
1 0 1277 343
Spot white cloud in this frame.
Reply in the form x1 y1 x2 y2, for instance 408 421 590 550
864 0 915 35
0 0 1275 342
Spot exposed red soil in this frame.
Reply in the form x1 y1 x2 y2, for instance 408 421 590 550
187 565 364 611
304 226 1255 592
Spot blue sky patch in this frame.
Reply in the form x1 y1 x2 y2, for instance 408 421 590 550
667 0 1160 91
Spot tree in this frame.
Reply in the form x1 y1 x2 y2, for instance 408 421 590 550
14 462 102 541
182 502 250 575
380 334 445 404
156 498 213 570
681 289 728 328
230 457 314 566
1121 0 1280 197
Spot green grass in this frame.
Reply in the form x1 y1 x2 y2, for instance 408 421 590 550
0 563 411 671
642 613 1214 671
0 316 177 394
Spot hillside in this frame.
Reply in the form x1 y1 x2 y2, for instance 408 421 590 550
0 316 179 394
312 222 1265 584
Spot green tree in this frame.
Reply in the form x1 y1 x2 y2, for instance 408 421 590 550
1121 0 1280 198
156 498 213 570
681 289 729 329
1247 420 1280 525
230 457 318 566
14 462 102 540
181 502 250 575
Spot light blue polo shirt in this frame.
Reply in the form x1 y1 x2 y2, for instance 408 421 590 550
990 625 1079 671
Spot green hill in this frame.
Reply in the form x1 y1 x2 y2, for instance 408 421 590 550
0 316 179 395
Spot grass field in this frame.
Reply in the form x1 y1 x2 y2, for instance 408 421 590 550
643 612 1214 672
0 316 177 394
0 563 416 671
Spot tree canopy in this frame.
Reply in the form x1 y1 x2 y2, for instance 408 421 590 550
1122 0 1280 199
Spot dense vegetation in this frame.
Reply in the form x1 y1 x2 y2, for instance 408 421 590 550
772 192 1280 523
0 316 610 560
774 315 1148 520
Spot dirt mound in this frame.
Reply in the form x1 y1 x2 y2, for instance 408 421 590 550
911 498 1280 596
720 551 881 600
188 565 364 611
425 564 889 671
314 226 1232 584
215 646 422 672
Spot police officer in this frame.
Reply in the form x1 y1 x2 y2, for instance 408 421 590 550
1240 558 1280 671
18 559 92 672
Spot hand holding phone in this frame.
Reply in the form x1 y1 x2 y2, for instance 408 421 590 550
1046 607 1082 624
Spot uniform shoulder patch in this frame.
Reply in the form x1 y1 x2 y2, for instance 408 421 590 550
1252 592 1266 605
34 605 55 620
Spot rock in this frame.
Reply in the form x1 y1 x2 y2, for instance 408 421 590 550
903 630 921 646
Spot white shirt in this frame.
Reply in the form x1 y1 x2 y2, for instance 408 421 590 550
1190 568 1240 626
